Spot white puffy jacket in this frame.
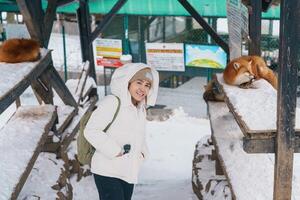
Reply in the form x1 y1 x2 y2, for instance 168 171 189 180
84 63 159 184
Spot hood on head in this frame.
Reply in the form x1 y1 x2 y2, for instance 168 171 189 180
110 63 159 106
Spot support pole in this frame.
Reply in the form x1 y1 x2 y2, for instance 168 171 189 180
77 0 97 83
248 0 261 56
62 21 67 81
274 0 300 199
123 14 129 54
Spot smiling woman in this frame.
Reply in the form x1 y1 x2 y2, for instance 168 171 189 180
128 68 153 106
83 63 159 200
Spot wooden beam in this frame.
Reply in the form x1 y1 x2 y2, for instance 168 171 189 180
16 0 44 43
89 0 128 42
243 137 300 153
144 16 157 30
248 0 261 56
48 65 78 108
57 0 74 7
77 0 97 84
43 0 58 47
274 0 300 199
31 72 54 104
177 0 229 55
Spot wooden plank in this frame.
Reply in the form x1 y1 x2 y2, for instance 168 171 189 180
59 96 97 153
75 62 90 104
0 105 57 200
243 137 300 153
56 105 77 134
16 0 44 44
31 71 54 105
77 0 97 83
274 0 300 198
43 0 58 47
214 74 300 139
207 101 300 199
0 50 52 114
48 65 78 108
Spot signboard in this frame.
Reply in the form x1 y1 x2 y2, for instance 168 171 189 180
93 38 123 67
145 43 185 72
185 44 227 69
226 0 248 60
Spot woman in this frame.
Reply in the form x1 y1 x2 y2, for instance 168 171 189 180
84 63 159 200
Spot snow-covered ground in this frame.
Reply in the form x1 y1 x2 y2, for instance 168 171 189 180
11 79 210 199
70 104 210 200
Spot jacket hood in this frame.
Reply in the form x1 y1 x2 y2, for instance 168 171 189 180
110 63 159 106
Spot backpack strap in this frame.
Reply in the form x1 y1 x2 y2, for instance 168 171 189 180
103 95 121 133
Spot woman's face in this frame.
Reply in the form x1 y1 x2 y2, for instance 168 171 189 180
129 79 151 103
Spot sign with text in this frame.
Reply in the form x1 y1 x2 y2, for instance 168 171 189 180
93 38 123 67
145 43 185 72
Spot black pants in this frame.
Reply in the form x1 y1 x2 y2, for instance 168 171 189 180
93 174 134 200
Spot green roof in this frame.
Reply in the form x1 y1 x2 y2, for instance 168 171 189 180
0 0 280 19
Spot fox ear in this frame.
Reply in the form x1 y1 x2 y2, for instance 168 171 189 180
233 62 240 70
249 60 253 65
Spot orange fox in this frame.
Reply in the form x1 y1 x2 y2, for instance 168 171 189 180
0 38 40 63
223 55 278 90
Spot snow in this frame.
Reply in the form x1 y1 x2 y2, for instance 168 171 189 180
216 73 300 132
156 77 208 118
56 105 76 131
208 101 300 200
0 49 49 98
0 105 55 200
4 77 211 199
67 106 211 200
2 31 300 200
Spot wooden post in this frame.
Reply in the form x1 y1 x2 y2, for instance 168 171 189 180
16 0 58 48
274 0 300 199
77 0 97 84
248 0 261 56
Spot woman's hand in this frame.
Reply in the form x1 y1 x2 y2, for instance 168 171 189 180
116 152 123 157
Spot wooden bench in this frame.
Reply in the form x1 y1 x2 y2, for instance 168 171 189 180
213 73 300 152
208 101 300 199
207 74 300 199
0 49 52 114
0 47 79 199
0 105 57 200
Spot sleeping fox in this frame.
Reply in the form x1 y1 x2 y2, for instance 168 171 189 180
223 55 278 90
203 56 278 102
0 38 40 63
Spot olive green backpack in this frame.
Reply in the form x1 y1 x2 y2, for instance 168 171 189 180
77 96 120 165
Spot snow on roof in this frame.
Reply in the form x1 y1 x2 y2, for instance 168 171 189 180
0 105 55 199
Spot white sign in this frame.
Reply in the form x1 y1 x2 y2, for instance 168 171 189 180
93 38 122 59
146 43 185 72
226 0 248 60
